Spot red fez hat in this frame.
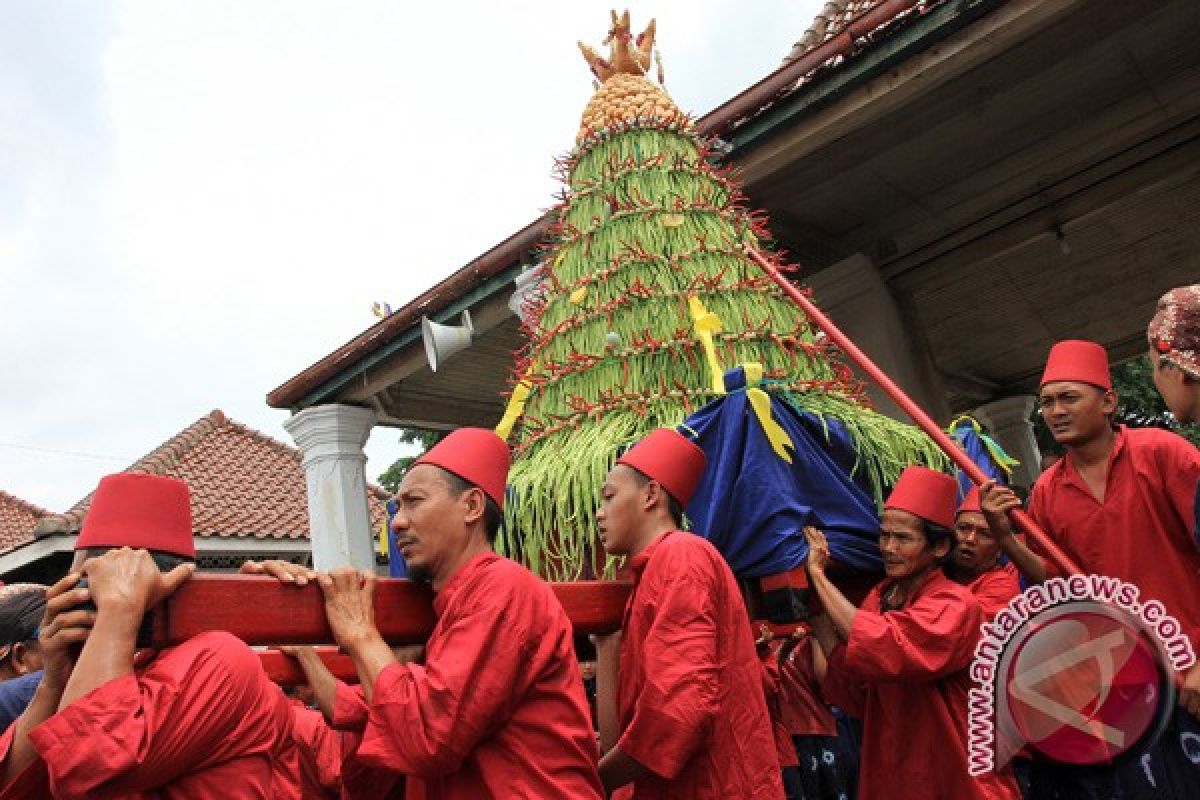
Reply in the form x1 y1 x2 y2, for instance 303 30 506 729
76 473 195 558
413 428 510 509
884 466 957 530
1040 340 1111 390
957 486 982 515
616 428 707 507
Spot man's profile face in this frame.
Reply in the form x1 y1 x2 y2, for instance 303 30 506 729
1039 381 1115 446
878 509 945 579
391 465 471 583
596 465 645 557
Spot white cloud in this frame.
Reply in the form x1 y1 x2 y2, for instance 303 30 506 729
2 0 823 510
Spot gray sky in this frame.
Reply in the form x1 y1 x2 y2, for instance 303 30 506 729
1 0 823 511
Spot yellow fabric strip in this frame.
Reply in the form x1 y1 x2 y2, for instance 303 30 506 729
688 296 726 395
743 362 794 463
495 361 539 441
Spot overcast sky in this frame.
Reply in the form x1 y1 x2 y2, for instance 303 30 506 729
1 0 823 511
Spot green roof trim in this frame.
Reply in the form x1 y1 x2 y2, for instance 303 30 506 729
294 263 526 411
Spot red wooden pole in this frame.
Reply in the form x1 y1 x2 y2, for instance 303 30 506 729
745 246 1082 577
259 648 357 686
150 575 632 649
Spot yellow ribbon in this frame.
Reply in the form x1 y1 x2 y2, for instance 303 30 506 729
743 362 794 463
494 361 538 441
377 517 390 559
688 296 726 395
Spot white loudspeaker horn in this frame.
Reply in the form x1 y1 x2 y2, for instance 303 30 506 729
422 310 474 372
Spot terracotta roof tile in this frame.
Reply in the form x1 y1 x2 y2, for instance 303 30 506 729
32 410 390 547
0 491 49 555
751 0 949 128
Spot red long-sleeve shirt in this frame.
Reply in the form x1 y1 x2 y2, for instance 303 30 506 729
1029 426 1200 649
821 571 1019 800
0 631 293 799
968 563 1021 622
777 637 836 737
616 531 783 799
353 552 602 799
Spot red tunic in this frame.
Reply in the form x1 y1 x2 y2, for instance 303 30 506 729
279 700 343 800
355 552 602 799
777 638 836 737
0 631 292 798
1029 426 1200 648
967 563 1021 622
616 531 783 799
759 644 799 768
821 571 1019 800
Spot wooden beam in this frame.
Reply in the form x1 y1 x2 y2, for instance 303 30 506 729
150 575 631 648
259 647 356 685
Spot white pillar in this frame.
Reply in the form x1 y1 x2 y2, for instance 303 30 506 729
972 395 1041 489
284 404 377 570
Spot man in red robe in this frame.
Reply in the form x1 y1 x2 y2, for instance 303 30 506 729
297 428 603 799
981 339 1200 796
0 473 296 798
945 486 1020 621
595 427 783 798
806 466 1019 800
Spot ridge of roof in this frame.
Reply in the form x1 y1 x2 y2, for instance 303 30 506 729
0 490 50 520
33 410 389 539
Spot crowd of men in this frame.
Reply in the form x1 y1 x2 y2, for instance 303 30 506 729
0 284 1197 798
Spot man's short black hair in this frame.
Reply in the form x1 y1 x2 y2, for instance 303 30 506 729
77 547 193 572
921 521 954 565
437 470 504 543
626 468 685 528
0 586 47 649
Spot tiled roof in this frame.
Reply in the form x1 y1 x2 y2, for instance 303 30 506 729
0 491 49 555
740 0 948 128
785 1 903 62
29 410 389 547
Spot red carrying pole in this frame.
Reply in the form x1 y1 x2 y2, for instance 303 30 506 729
745 246 1082 577
150 575 631 649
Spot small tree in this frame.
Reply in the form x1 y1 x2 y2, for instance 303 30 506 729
377 428 446 494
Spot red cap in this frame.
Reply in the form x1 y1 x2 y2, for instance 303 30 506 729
884 466 957 530
76 473 195 558
413 428 510 509
957 486 982 515
1040 340 1111 390
616 428 706 507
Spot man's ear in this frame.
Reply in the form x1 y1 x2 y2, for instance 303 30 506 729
640 480 665 515
461 486 487 528
1101 389 1119 416
10 642 36 676
931 537 952 561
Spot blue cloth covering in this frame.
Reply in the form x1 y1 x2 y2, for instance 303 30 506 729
385 498 409 578
0 671 41 733
681 367 884 578
948 418 1010 500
